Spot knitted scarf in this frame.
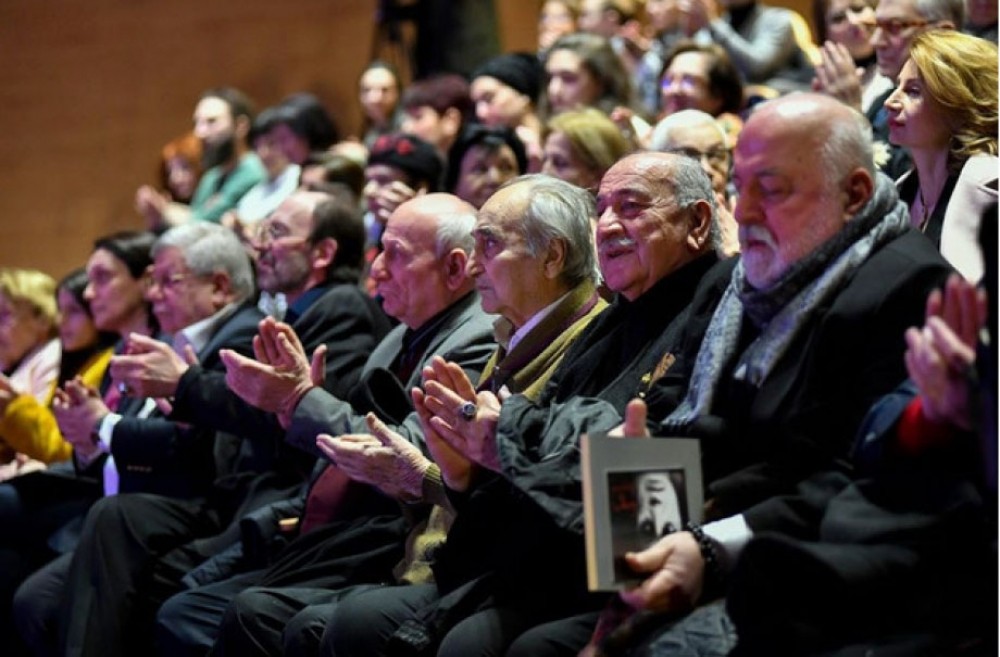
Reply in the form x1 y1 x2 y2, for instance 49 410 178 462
663 174 910 430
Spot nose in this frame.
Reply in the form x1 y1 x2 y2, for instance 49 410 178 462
883 87 902 111
732 186 761 225
466 250 483 277
595 208 623 238
870 24 886 47
370 252 388 281
83 282 95 301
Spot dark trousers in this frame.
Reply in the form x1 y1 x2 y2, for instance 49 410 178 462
324 583 547 657
14 493 217 657
504 611 600 657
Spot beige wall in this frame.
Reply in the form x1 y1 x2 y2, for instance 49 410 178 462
0 0 809 278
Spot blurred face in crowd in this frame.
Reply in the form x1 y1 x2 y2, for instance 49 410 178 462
660 52 722 117
364 163 414 223
400 106 453 154
883 58 951 152
825 0 877 60
253 129 293 180
0 294 49 369
596 155 699 301
165 156 198 202
660 122 730 197
453 144 521 209
636 472 683 538
646 0 681 33
538 0 578 51
546 49 602 114
84 249 149 336
253 195 315 297
871 0 929 80
270 123 311 166
471 76 532 129
359 66 399 127
193 96 237 169
57 289 99 353
146 247 220 334
542 131 602 193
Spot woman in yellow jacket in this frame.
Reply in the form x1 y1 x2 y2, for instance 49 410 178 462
0 269 117 475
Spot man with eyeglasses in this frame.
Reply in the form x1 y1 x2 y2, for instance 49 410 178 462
652 109 740 257
24 194 394 657
813 0 963 178
13 223 266 655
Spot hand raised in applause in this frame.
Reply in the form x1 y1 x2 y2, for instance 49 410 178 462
109 333 197 400
905 275 987 430
221 317 326 426
316 412 431 502
52 378 109 460
416 356 503 485
812 42 864 111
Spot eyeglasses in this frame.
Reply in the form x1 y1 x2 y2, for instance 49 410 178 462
660 74 709 92
254 222 309 248
149 271 194 292
664 145 730 169
869 18 928 36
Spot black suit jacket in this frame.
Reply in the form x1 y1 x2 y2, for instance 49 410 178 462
111 301 263 498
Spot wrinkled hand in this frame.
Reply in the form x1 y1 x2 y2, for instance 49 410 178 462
413 384 475 492
419 357 502 475
905 275 986 430
0 374 18 415
109 333 196 399
619 531 704 612
221 318 325 425
679 0 718 34
316 413 431 501
52 378 108 459
811 42 864 111
0 453 47 482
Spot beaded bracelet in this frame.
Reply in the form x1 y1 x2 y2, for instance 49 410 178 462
687 522 724 599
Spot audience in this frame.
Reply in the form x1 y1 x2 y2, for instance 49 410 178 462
8 9 1000 655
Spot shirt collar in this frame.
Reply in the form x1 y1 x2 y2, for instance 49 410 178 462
173 302 240 357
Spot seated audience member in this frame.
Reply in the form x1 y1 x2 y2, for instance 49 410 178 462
650 109 739 255
222 106 302 232
153 192 496 655
681 0 816 92
323 152 721 657
0 268 60 466
158 132 204 206
358 60 404 150
0 269 117 475
630 0 689 116
25 195 391 657
445 124 528 209
470 52 546 171
268 92 339 166
299 152 365 202
457 93 954 657
544 33 640 121
963 0 997 41
398 74 474 158
811 0 891 115
11 224 263 656
363 132 444 233
0 232 157 657
725 274 995 656
538 0 581 57
136 87 266 230
657 41 744 142
884 30 998 282
542 108 635 196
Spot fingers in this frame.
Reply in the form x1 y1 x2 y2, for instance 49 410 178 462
154 398 174 415
124 333 166 355
926 316 976 371
623 398 650 437
310 345 328 387
182 344 199 366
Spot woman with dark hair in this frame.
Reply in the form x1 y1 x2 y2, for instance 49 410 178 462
544 32 639 118
885 30 998 282
811 0 889 115
0 269 118 475
269 93 339 166
445 124 529 209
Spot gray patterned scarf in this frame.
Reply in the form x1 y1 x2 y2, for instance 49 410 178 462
663 173 910 430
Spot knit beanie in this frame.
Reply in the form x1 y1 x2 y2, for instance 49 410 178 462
367 132 444 192
472 52 545 103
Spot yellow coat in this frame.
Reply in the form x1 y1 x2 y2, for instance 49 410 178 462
0 347 113 463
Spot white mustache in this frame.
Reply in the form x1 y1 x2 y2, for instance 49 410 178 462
598 237 637 254
739 225 777 250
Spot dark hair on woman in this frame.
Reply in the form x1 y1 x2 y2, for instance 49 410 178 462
401 74 474 122
92 231 156 280
544 32 637 116
444 123 529 193
56 268 118 361
661 41 745 116
274 93 340 151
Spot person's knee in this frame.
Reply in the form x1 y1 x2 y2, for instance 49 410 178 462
283 604 333 657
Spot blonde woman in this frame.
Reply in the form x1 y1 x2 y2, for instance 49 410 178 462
542 108 635 194
884 30 998 281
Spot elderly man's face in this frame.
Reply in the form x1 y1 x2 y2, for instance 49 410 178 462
146 246 220 334
732 111 848 289
871 0 928 80
469 185 557 328
660 123 730 197
370 203 454 329
253 196 314 296
596 157 694 301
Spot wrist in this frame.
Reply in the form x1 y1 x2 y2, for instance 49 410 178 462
686 522 724 600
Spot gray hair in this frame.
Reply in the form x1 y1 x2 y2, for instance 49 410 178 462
434 208 477 257
503 173 600 287
821 105 876 183
152 223 255 301
664 155 720 253
914 0 964 24
649 110 727 152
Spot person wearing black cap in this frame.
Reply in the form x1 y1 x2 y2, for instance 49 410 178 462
471 52 546 171
445 124 529 209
